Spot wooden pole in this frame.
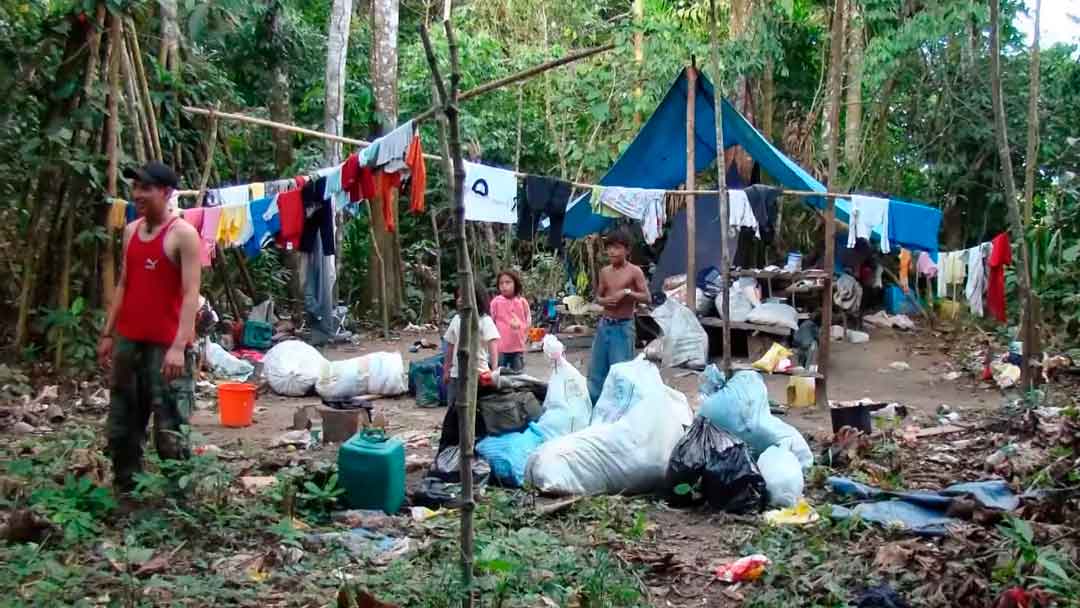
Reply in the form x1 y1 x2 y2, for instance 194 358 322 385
990 0 1037 390
367 200 391 339
817 196 836 407
103 12 123 310
124 19 162 160
195 107 220 207
684 63 697 314
709 0 731 375
1023 0 1042 225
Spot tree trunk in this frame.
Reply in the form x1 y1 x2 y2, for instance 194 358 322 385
325 0 353 164
824 0 847 186
761 57 775 141
632 0 644 128
158 0 180 72
1023 0 1041 224
729 0 754 182
369 0 405 320
989 0 1037 390
843 0 864 168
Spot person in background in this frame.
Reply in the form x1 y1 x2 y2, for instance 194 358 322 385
588 227 650 403
438 282 500 451
490 270 531 373
96 161 202 500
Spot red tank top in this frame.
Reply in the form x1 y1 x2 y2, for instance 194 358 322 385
116 218 184 346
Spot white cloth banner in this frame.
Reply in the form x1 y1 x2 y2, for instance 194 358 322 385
464 161 519 224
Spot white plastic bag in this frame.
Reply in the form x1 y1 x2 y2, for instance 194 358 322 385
316 352 406 400
264 340 326 396
698 367 814 468
525 356 693 495
746 302 799 331
650 298 708 368
757 445 804 507
205 341 254 381
694 288 714 316
716 287 755 323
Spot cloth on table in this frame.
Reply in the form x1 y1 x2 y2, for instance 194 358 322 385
213 184 251 208
300 176 335 255
199 206 222 265
464 161 519 224
848 194 891 253
987 232 1011 324
107 198 128 230
244 196 282 258
405 134 426 214
216 202 252 247
964 245 987 318
745 184 781 243
727 189 760 238
521 175 571 249
374 120 413 173
275 188 304 250
917 251 938 278
592 186 667 244
374 171 402 232
899 248 912 294
249 182 265 200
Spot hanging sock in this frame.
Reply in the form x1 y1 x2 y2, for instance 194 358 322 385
405 134 427 215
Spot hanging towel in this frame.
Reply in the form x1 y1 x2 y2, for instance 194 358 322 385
359 141 380 167
594 186 667 244
899 248 912 294
375 170 402 233
217 202 253 247
964 245 987 317
987 232 1011 323
375 120 413 172
848 195 891 253
200 206 222 265
521 175 571 249
727 189 760 238
745 184 781 243
213 184 251 208
405 134 426 214
917 251 938 278
462 161 519 224
107 198 128 230
249 182 265 200
275 188 304 250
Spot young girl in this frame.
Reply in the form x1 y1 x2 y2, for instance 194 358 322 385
438 283 500 451
489 270 531 373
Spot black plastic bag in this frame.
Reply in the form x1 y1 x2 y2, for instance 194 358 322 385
666 416 766 513
429 446 491 486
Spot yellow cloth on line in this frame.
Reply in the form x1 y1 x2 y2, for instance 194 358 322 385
249 182 265 200
107 198 128 230
216 203 252 247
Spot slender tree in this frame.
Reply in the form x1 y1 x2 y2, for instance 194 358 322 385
1023 0 1042 224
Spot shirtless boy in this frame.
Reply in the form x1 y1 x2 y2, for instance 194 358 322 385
588 227 650 403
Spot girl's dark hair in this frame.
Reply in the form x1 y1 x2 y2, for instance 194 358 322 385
496 270 524 298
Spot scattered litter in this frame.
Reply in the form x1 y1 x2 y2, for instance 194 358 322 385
943 371 963 381
752 343 794 373
34 385 59 403
279 545 304 565
757 445 804 508
824 426 872 468
870 403 904 421
847 330 870 344
206 342 255 382
272 430 313 450
714 554 770 583
889 361 911 372
863 311 916 330
304 528 414 563
193 444 223 456
992 362 1021 389
410 506 444 522
830 325 846 341
764 498 819 525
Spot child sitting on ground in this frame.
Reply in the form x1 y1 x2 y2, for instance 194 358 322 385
489 270 531 373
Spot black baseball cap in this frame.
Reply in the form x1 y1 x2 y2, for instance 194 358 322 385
123 161 178 188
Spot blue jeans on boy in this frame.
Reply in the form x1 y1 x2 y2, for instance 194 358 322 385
587 317 636 404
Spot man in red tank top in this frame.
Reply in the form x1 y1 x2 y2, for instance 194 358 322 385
97 161 202 497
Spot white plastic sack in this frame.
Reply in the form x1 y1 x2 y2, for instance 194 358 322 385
698 367 814 468
264 340 326 396
205 341 254 382
694 288 714 316
525 356 693 495
650 298 708 369
746 302 799 331
716 288 755 323
757 445 804 507
316 352 406 400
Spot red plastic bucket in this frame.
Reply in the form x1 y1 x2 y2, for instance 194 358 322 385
218 382 256 428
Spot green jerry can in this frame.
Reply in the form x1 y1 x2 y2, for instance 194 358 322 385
337 429 405 514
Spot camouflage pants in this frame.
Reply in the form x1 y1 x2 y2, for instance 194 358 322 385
107 337 195 492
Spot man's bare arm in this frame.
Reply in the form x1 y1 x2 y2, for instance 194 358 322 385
170 222 202 349
629 266 650 304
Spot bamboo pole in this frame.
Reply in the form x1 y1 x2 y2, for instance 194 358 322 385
103 12 123 309
124 18 162 160
195 107 220 207
709 0 731 375
817 196 836 407
119 37 150 163
684 64 697 314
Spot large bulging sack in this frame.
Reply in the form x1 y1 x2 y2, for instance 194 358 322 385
757 445 804 508
316 352 407 400
667 416 766 513
698 367 814 468
476 336 592 487
524 357 693 496
264 340 327 396
649 298 708 369
205 341 255 382
746 302 799 331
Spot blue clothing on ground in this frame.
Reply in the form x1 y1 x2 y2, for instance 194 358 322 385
587 317 636 405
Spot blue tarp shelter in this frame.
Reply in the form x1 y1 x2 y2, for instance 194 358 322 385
562 68 942 254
